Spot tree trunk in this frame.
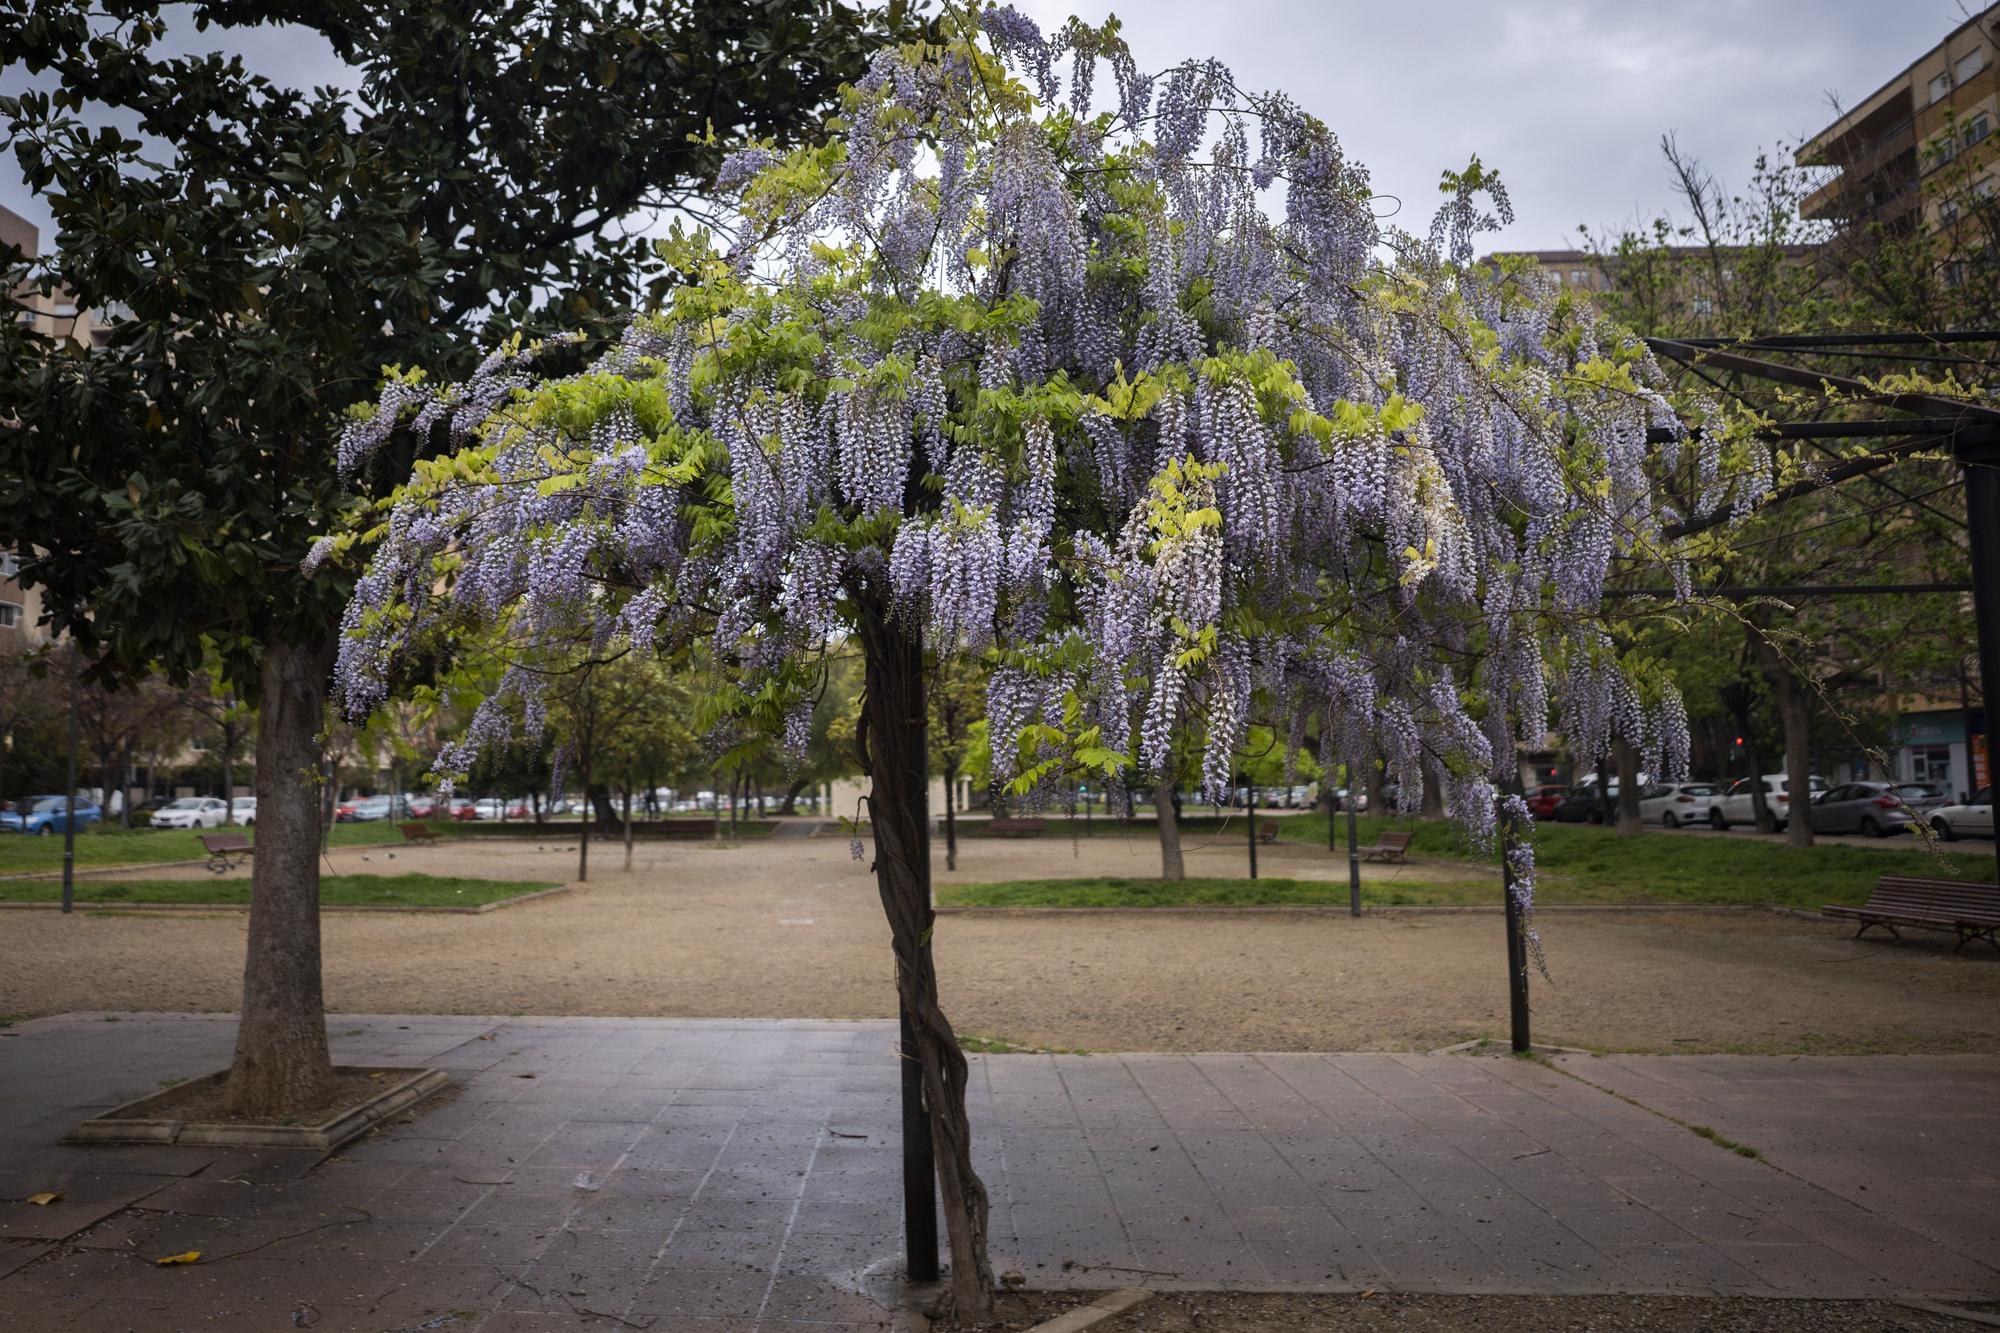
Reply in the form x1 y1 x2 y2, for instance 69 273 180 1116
1419 769 1443 819
1362 757 1383 818
578 746 591 884
1613 738 1643 838
222 732 235 826
943 761 958 872
1770 671 1815 847
623 782 634 872
857 603 994 1319
224 635 335 1116
1155 778 1185 881
780 777 808 816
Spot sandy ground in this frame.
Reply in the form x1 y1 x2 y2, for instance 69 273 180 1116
2 831 1995 1054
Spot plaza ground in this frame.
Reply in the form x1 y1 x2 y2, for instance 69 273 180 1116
1 1015 1995 1330
2 831 1995 1055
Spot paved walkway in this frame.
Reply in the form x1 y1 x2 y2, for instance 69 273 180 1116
0 1015 1995 1331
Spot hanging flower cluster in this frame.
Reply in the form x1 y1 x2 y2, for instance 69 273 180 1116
331 6 1745 954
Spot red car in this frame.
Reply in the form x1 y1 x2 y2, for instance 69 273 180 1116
449 798 478 821
1525 784 1567 820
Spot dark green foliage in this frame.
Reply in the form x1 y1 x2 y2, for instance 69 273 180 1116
0 0 925 692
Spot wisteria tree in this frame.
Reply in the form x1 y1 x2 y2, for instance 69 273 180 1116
331 8 1744 1313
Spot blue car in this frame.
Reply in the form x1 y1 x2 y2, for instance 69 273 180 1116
1 795 103 836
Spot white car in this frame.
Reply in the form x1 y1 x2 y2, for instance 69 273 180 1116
228 797 257 826
1638 782 1723 828
151 797 227 830
1710 774 1828 832
1929 787 1994 842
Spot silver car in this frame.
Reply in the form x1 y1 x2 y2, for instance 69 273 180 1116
1929 787 1995 842
1806 782 1932 838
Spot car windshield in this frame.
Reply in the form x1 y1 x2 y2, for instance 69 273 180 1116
30 797 69 813
1681 785 1718 796
1891 785 1932 800
163 799 203 810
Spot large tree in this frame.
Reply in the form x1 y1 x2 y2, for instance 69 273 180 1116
0 0 923 1114
333 13 1741 1311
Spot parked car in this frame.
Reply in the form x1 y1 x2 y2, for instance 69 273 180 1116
130 795 177 821
473 797 507 821
1524 784 1567 820
1807 782 1937 838
1638 782 1723 828
228 797 257 826
1551 786 1615 823
150 796 227 830
339 795 395 822
1 795 103 835
448 798 478 821
405 794 438 819
1929 787 1994 842
1710 774 1828 832
1891 782 1951 818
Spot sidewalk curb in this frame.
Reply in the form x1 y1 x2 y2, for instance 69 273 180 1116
0 884 573 914
1025 1289 1151 1333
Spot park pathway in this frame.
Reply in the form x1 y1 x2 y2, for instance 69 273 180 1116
0 1014 1995 1329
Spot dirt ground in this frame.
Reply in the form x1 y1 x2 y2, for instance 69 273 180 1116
937 1291 1994 1332
2 831 1996 1054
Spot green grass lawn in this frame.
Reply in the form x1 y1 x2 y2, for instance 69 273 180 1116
0 821 411 876
941 813 1995 910
0 872 554 908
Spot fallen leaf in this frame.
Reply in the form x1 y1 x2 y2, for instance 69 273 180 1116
515 1073 536 1079
25 1192 61 1206
155 1251 202 1266
367 1071 386 1079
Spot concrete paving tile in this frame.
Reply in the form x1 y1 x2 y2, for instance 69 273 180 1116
632 1265 773 1318
1707 1242 1892 1297
415 1221 562 1267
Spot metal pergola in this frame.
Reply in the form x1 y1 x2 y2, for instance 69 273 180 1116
1506 333 2000 1054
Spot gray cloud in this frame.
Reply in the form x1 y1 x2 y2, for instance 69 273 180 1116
3 2 1948 254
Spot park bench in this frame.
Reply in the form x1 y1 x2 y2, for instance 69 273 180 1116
1822 876 2000 952
399 822 439 846
198 831 253 875
655 818 718 837
987 817 1047 837
1358 829 1413 864
1259 820 1281 844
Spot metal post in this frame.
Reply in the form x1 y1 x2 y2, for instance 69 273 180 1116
1345 768 1362 918
899 995 939 1282
1245 781 1258 880
1499 795 1531 1052
1958 432 2000 885
61 665 77 915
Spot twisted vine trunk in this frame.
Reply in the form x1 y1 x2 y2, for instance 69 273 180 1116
857 603 994 1320
225 634 335 1116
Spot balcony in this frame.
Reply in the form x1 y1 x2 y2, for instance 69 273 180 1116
1802 120 1917 220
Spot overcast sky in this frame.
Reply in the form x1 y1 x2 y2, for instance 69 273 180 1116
0 1 1968 254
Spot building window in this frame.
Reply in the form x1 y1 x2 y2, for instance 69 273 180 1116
1975 175 1996 200
1691 296 1714 315
1932 132 1958 165
1955 50 1986 84
1569 269 1588 286
0 603 19 629
1910 745 1952 785
0 552 16 579
1968 113 1993 147
1930 71 1953 104
1941 198 1962 225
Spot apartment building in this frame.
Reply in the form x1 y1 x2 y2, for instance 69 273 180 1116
1799 3 2000 232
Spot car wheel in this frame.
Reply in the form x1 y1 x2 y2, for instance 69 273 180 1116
36 824 52 836
1858 816 1879 838
1933 817 1956 842
1709 811 1727 831
1662 812 1678 829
